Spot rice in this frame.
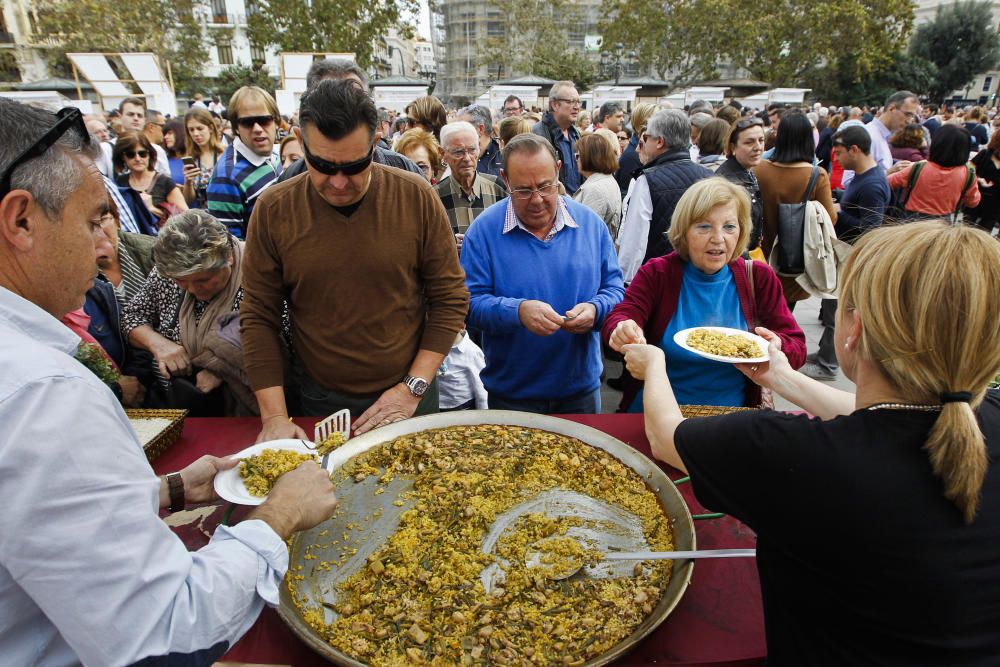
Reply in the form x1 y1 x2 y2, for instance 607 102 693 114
239 449 316 497
686 328 762 359
287 425 674 665
130 417 174 446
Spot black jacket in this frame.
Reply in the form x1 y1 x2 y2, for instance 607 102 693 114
277 145 424 183
532 111 580 190
639 150 713 263
616 135 641 197
716 156 764 250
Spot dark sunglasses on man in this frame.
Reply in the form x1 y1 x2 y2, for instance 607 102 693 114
235 115 275 130
0 107 91 200
303 140 375 176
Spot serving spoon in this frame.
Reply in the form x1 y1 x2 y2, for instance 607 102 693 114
529 547 757 580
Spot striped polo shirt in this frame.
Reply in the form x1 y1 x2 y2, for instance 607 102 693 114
206 138 280 239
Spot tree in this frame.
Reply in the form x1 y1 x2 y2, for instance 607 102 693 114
806 51 937 106
601 0 914 89
599 0 730 89
909 0 1000 102
479 0 597 88
214 64 276 103
35 0 209 96
245 0 417 70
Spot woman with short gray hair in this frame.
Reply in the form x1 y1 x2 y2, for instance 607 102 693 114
122 210 264 414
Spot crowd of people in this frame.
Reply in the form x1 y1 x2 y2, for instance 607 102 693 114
3 55 1000 665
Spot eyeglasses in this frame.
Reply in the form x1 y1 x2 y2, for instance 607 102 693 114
508 183 560 200
735 117 764 130
303 141 374 176
236 115 275 130
0 107 90 200
124 150 149 159
447 147 479 159
554 97 582 107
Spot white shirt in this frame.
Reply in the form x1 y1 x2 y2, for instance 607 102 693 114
437 331 489 409
616 174 653 282
0 286 287 666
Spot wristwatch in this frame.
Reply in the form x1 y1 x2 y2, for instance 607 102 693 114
166 472 185 513
402 375 430 397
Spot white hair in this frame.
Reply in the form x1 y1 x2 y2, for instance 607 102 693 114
440 121 478 149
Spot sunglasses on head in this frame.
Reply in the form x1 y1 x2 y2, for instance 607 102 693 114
0 107 90 200
735 117 764 129
303 141 374 176
236 115 275 130
124 150 149 159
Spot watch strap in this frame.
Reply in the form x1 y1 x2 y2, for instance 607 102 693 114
166 472 185 513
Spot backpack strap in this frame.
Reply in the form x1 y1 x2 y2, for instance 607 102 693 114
897 160 926 210
800 166 821 203
954 164 976 218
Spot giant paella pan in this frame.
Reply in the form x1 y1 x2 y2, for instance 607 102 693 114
277 410 697 666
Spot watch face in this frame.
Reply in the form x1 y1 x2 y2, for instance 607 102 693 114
412 378 429 395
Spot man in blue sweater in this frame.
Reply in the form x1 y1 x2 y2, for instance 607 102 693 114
461 134 625 413
803 124 890 381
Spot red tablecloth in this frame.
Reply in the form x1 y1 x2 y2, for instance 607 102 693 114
154 415 765 666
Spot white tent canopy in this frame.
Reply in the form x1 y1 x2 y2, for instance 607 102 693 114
67 52 175 115
592 85 641 106
487 85 540 112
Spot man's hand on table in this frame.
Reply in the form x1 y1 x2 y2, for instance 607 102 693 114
354 383 420 435
255 414 308 443
518 299 563 336
561 302 597 334
250 462 338 540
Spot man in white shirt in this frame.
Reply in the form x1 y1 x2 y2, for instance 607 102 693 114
842 90 918 187
0 97 338 666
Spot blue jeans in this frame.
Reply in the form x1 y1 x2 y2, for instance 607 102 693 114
488 388 601 415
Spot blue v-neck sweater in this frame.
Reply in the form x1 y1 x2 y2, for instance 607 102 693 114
461 198 624 400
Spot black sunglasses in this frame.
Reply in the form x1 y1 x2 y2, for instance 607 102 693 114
124 150 149 159
0 107 90 200
235 115 275 130
303 141 375 176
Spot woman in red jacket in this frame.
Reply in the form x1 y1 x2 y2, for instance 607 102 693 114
888 124 980 220
601 178 806 411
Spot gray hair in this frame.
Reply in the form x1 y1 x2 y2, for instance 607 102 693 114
458 104 493 136
885 90 917 110
689 112 713 129
500 132 557 168
306 58 369 91
548 80 577 110
646 109 691 151
0 99 101 219
153 210 232 277
596 101 624 124
440 121 478 149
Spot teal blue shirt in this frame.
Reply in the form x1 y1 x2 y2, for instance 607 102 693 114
630 261 747 411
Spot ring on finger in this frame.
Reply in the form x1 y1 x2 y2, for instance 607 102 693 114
750 365 759 374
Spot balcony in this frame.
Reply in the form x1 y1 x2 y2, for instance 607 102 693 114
211 13 245 24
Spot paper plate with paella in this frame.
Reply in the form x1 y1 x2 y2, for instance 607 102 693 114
673 326 770 364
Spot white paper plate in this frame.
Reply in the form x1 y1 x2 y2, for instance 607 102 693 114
214 439 318 506
673 326 770 364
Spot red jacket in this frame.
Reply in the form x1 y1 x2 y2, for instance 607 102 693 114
601 253 807 411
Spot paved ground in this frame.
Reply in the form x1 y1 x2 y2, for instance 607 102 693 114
598 296 854 414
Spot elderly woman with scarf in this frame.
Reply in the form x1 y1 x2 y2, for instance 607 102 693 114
122 210 263 415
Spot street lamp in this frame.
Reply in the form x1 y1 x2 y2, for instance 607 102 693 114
418 66 437 94
599 42 636 86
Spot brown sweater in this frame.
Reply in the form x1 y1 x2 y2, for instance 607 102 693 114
754 160 838 302
240 163 469 394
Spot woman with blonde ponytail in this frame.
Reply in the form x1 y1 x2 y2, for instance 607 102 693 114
621 219 1000 664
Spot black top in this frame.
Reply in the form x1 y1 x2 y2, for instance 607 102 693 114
716 156 764 250
835 164 890 244
675 393 1000 666
115 172 177 206
967 149 1000 230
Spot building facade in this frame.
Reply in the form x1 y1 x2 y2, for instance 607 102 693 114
914 0 1000 106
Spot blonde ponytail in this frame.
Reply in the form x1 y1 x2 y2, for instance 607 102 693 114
840 221 1000 524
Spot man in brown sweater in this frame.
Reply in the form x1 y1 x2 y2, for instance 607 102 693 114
241 80 469 439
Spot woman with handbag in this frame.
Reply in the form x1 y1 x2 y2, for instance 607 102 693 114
755 110 837 307
601 178 806 411
113 132 187 227
122 211 269 416
620 220 1000 665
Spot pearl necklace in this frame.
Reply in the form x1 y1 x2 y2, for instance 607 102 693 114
866 403 941 412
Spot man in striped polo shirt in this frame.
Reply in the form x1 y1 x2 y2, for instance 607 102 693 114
206 86 282 239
